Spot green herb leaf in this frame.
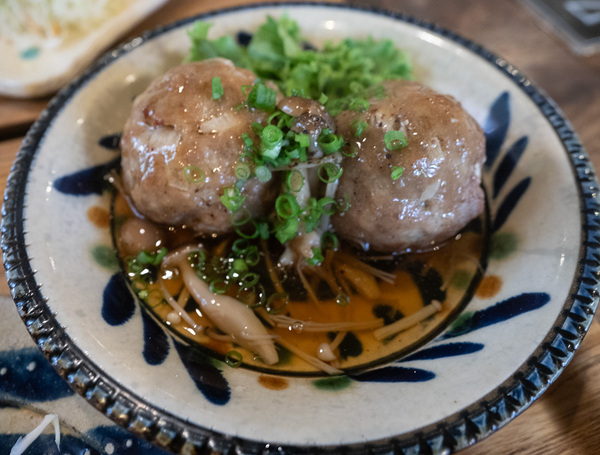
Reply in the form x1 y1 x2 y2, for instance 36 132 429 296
212 76 223 99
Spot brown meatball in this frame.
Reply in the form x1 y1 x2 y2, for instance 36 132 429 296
332 80 485 253
120 58 277 234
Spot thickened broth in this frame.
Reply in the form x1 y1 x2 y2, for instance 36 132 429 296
112 192 487 375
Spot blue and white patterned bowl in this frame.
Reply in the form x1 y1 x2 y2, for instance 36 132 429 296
2 3 599 454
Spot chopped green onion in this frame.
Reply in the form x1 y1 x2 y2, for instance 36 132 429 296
384 130 408 150
341 145 359 158
231 207 252 227
336 293 350 306
225 350 243 368
210 279 229 294
318 93 329 104
232 239 250 254
183 165 205 183
256 220 271 240
240 272 260 287
274 217 299 243
241 84 252 97
188 250 207 269
235 220 260 239
251 122 264 135
321 231 339 250
136 247 167 266
318 163 343 183
241 133 254 150
244 245 261 266
306 247 324 266
302 198 322 233
349 98 369 112
285 170 304 192
351 119 369 137
295 133 310 148
275 193 300 219
212 76 224 99
232 258 249 274
337 194 351 213
391 166 405 180
247 82 277 111
265 292 289 314
318 196 338 215
235 163 251 180
317 129 344 155
260 124 284 160
255 165 272 182
221 186 246 212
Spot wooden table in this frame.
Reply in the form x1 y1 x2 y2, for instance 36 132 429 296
1 1 599 454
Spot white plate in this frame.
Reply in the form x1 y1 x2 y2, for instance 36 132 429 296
2 3 598 454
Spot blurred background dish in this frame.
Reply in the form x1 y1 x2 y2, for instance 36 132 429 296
0 0 168 98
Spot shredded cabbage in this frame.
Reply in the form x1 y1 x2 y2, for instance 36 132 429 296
0 0 129 49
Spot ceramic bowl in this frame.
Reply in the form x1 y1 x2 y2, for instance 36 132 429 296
2 3 599 454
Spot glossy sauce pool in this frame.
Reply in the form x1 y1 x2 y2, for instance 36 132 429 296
112 192 488 376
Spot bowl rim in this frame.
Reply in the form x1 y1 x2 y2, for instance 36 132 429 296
2 2 598 454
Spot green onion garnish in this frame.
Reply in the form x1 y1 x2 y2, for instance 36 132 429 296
384 130 408 150
256 220 271 240
274 217 299 243
318 93 328 104
241 133 254 150
136 247 167 266
210 278 229 294
232 238 251 254
240 272 260 287
318 197 338 215
244 245 261 266
306 247 324 266
351 119 369 137
285 170 304 192
235 220 260 239
391 166 405 180
295 133 310 148
321 231 339 250
212 76 224 100
317 129 344 155
318 163 343 183
247 82 277 111
265 292 289 315
349 98 369 112
225 350 243 368
275 193 300 219
231 207 252 227
183 165 204 184
260 124 284 160
232 258 249 275
341 145 359 158
255 165 272 182
221 186 246 212
336 293 350 306
235 163 251 180
188 250 207 269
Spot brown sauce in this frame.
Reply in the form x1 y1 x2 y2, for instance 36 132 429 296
112 192 487 375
